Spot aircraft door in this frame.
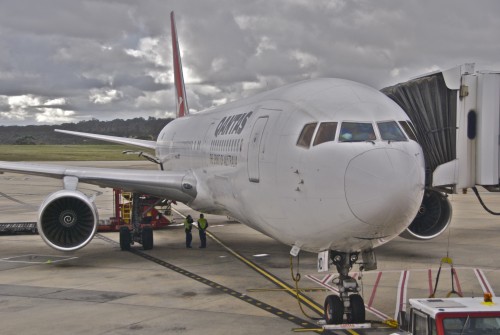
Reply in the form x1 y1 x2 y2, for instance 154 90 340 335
247 116 269 182
202 122 215 151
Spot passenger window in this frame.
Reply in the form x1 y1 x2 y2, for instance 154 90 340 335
339 122 376 142
399 120 418 141
378 121 407 141
313 122 338 146
296 123 317 148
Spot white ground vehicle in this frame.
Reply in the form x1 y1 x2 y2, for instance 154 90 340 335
402 295 500 335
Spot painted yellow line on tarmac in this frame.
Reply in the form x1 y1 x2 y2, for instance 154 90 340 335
96 233 320 332
248 288 328 292
171 208 324 316
292 328 324 332
209 232 324 315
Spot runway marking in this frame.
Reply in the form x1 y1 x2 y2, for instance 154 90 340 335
394 270 409 321
0 283 131 303
474 268 496 297
452 268 463 296
321 274 334 284
0 192 28 205
0 254 77 264
95 234 322 332
367 272 382 308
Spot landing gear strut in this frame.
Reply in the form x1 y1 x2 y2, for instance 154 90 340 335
119 224 154 251
324 251 366 324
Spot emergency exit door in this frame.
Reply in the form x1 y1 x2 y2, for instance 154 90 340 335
247 116 268 182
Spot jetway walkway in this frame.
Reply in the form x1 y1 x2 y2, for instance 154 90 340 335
382 64 500 193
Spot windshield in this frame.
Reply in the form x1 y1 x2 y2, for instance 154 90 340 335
296 123 317 148
377 121 407 141
313 122 338 146
339 122 376 142
443 316 500 334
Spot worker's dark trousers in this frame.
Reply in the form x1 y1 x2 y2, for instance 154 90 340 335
185 231 192 248
199 230 207 248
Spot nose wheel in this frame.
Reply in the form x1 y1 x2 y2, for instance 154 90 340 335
324 295 344 324
349 293 366 323
324 251 366 324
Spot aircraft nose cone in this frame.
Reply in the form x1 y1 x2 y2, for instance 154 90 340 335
344 148 424 228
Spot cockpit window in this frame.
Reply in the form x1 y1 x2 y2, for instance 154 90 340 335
399 120 418 141
313 122 338 146
377 121 407 141
339 122 376 142
296 122 317 148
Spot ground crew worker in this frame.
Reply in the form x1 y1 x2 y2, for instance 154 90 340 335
197 214 208 248
184 215 193 248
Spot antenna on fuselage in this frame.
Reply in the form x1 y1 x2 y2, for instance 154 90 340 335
170 11 189 118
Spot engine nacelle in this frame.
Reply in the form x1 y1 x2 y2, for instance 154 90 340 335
38 190 98 251
399 190 452 240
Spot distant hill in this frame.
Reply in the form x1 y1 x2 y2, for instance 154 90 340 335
0 117 173 145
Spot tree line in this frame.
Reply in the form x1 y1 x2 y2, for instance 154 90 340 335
0 117 173 145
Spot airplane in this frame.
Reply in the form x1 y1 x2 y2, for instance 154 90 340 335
0 12 453 324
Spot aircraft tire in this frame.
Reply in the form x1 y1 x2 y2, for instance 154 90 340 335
324 295 344 324
142 226 154 250
349 294 365 323
119 226 131 251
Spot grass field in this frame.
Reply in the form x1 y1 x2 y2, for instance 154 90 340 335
0 145 149 161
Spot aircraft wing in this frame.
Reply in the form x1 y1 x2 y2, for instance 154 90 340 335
55 129 157 150
0 161 196 203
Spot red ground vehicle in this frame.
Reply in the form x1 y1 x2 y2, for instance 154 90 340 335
404 295 500 334
107 189 171 250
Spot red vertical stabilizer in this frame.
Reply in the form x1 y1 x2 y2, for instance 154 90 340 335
170 11 189 118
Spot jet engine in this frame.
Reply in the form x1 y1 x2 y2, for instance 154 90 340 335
399 190 452 240
37 190 98 251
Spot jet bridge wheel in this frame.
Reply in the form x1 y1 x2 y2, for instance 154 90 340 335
324 294 344 324
141 226 153 250
349 294 365 323
119 226 131 251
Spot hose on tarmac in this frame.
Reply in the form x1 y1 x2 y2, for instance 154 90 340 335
472 186 500 215
290 255 324 321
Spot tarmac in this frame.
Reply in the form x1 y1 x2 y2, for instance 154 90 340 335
1 161 500 334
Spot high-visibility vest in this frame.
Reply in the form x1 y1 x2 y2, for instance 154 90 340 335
198 218 208 230
184 219 192 231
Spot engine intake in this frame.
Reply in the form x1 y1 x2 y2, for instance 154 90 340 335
399 190 452 240
38 190 98 251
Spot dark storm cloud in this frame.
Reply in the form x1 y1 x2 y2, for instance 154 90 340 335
0 0 499 125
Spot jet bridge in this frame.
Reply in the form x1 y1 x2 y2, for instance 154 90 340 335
382 63 500 193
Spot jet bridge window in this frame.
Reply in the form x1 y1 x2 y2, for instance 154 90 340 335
297 122 317 148
377 121 407 141
313 122 338 146
339 122 376 142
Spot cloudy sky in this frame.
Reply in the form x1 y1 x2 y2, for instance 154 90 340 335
0 0 499 126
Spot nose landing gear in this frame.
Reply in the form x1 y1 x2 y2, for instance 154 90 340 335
324 251 366 324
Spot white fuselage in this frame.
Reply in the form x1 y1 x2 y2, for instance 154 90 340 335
156 78 425 253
